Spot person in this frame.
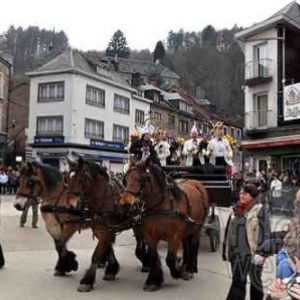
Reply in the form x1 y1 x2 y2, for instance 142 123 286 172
20 197 39 228
154 131 170 167
0 196 4 268
222 183 271 300
182 123 202 166
0 169 8 194
207 121 233 168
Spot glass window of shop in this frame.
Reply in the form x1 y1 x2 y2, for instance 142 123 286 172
282 157 300 176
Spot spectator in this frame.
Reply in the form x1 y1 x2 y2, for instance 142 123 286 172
223 183 271 300
270 173 282 198
20 198 39 229
0 170 8 194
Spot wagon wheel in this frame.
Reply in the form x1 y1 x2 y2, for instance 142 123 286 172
208 215 220 252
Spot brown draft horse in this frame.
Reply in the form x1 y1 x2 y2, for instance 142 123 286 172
13 162 81 276
65 157 149 292
120 161 210 291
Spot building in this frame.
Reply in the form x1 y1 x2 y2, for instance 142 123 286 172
27 48 151 172
0 55 12 164
236 1 300 173
7 79 30 165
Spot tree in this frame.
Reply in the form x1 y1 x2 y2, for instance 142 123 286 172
106 30 130 58
153 41 166 63
202 25 217 45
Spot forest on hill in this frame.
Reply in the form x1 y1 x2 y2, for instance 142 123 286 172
0 25 245 116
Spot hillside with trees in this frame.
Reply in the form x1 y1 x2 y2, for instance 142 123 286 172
0 25 244 116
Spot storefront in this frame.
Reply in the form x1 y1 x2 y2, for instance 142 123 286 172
242 134 300 173
30 136 129 173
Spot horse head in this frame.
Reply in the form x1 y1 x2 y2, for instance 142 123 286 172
66 156 108 197
120 161 166 208
14 161 65 211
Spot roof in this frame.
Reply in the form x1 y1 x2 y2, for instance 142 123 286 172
28 48 132 90
0 54 12 67
102 57 180 79
236 1 300 40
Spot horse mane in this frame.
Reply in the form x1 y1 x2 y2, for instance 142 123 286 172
32 162 63 193
83 160 109 181
149 164 182 201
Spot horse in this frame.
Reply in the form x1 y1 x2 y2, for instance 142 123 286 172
13 162 82 276
65 156 150 292
120 160 210 291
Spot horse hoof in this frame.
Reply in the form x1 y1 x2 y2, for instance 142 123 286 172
143 284 161 292
141 266 150 273
77 284 93 292
181 272 193 281
53 270 66 276
103 274 116 281
71 260 78 272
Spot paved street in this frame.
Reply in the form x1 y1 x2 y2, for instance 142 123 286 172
0 195 290 300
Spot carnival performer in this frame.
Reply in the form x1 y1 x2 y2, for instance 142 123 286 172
154 131 170 167
129 125 160 166
207 121 233 167
182 123 202 166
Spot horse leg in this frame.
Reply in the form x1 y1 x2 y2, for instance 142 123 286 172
77 229 111 292
143 243 164 292
166 237 182 279
103 243 120 281
133 226 150 272
180 236 196 281
48 223 78 276
189 234 200 274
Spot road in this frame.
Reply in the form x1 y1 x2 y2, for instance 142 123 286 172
0 195 289 300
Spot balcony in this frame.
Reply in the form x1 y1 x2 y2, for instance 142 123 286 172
245 59 273 86
245 109 275 132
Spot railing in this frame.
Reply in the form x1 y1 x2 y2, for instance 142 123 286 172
245 59 273 80
245 109 274 129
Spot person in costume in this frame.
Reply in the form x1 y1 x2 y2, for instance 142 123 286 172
182 123 202 166
207 121 233 168
154 131 170 167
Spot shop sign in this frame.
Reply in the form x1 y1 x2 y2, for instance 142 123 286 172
284 83 300 121
90 139 124 151
34 136 64 144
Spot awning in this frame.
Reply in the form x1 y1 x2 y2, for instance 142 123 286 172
242 134 300 149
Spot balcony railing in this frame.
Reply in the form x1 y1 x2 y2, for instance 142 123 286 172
245 59 273 80
245 109 275 130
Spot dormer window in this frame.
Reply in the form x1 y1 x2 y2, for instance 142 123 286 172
179 101 188 112
153 92 160 102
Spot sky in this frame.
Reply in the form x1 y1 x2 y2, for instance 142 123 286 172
0 0 295 51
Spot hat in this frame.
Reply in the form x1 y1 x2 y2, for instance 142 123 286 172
190 122 202 136
135 124 155 135
213 121 224 130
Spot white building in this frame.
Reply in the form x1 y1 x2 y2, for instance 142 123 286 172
27 48 151 172
236 1 300 173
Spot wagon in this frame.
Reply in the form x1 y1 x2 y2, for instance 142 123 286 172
162 165 232 252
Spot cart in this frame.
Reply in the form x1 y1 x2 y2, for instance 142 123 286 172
162 165 232 252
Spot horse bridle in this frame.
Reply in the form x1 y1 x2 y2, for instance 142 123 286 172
17 176 42 204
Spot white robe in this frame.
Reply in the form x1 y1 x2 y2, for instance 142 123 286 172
182 138 201 166
154 140 170 167
207 138 233 166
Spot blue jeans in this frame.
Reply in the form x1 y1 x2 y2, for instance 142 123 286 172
276 248 293 279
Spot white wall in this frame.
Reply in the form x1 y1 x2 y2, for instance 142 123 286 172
243 28 278 128
29 72 151 146
28 74 73 144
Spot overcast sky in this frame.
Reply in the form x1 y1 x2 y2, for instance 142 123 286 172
0 0 294 51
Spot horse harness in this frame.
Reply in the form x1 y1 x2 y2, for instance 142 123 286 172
124 167 201 226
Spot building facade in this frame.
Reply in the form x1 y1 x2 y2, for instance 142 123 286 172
27 49 151 172
236 1 300 174
0 55 11 164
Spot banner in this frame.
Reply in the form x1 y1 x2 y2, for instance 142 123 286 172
284 83 300 121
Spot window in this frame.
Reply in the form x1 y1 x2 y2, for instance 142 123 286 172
37 116 63 135
114 94 130 114
179 101 188 112
230 127 235 137
135 109 144 125
86 85 105 107
168 115 176 127
223 126 227 135
85 118 104 139
113 124 129 142
38 82 64 102
254 94 268 127
179 120 189 134
153 111 162 121
236 129 241 139
0 72 3 99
